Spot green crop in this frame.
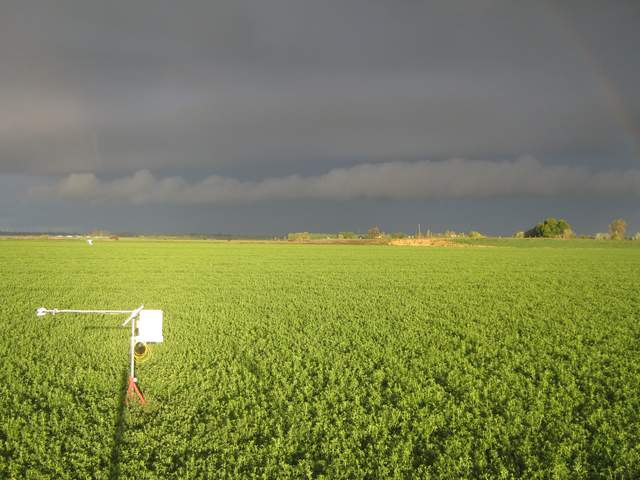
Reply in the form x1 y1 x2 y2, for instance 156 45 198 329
1 239 639 478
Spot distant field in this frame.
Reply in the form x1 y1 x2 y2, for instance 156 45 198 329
1 239 639 478
453 237 640 249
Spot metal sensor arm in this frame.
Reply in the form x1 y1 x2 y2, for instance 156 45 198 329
35 306 144 326
121 305 145 327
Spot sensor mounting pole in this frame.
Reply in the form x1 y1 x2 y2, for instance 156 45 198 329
36 304 148 405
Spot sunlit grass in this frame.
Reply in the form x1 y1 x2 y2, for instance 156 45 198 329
1 239 639 478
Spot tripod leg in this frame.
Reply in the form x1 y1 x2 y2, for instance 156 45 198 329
126 376 146 405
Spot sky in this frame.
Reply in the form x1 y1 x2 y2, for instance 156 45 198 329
1 0 639 235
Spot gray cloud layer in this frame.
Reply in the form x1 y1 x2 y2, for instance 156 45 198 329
3 1 640 234
1 1 639 176
32 157 640 205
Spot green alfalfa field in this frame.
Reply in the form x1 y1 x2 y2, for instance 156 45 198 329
1 238 639 479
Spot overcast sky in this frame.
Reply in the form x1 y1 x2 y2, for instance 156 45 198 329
1 0 639 235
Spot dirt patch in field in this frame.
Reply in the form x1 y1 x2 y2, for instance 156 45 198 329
389 238 461 247
389 238 495 247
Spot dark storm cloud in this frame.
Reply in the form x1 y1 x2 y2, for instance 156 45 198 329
1 0 639 177
2 1 640 234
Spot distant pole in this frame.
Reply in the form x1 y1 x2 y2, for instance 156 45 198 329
418 223 421 238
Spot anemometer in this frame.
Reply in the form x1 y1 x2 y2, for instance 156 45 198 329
35 305 163 405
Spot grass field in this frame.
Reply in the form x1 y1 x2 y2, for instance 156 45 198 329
1 239 639 478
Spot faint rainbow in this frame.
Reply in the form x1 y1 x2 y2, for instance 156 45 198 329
543 2 640 160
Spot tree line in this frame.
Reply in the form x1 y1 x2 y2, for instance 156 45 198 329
521 217 632 240
287 218 638 241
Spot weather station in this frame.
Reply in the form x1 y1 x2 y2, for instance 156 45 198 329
35 305 163 405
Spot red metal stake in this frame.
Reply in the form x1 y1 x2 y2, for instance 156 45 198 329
126 376 146 405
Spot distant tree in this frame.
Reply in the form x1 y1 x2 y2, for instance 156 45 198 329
391 232 407 239
562 228 575 239
338 231 356 239
287 232 311 241
467 231 484 239
524 218 572 238
367 226 382 239
595 232 610 240
609 219 627 240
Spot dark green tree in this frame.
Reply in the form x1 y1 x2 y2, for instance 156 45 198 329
524 218 572 238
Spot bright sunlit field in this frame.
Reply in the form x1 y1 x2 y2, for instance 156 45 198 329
1 239 639 478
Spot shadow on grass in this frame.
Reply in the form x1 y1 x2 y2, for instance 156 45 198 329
108 367 129 480
83 326 123 331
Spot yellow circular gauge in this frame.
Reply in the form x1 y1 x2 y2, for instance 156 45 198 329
134 341 150 362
